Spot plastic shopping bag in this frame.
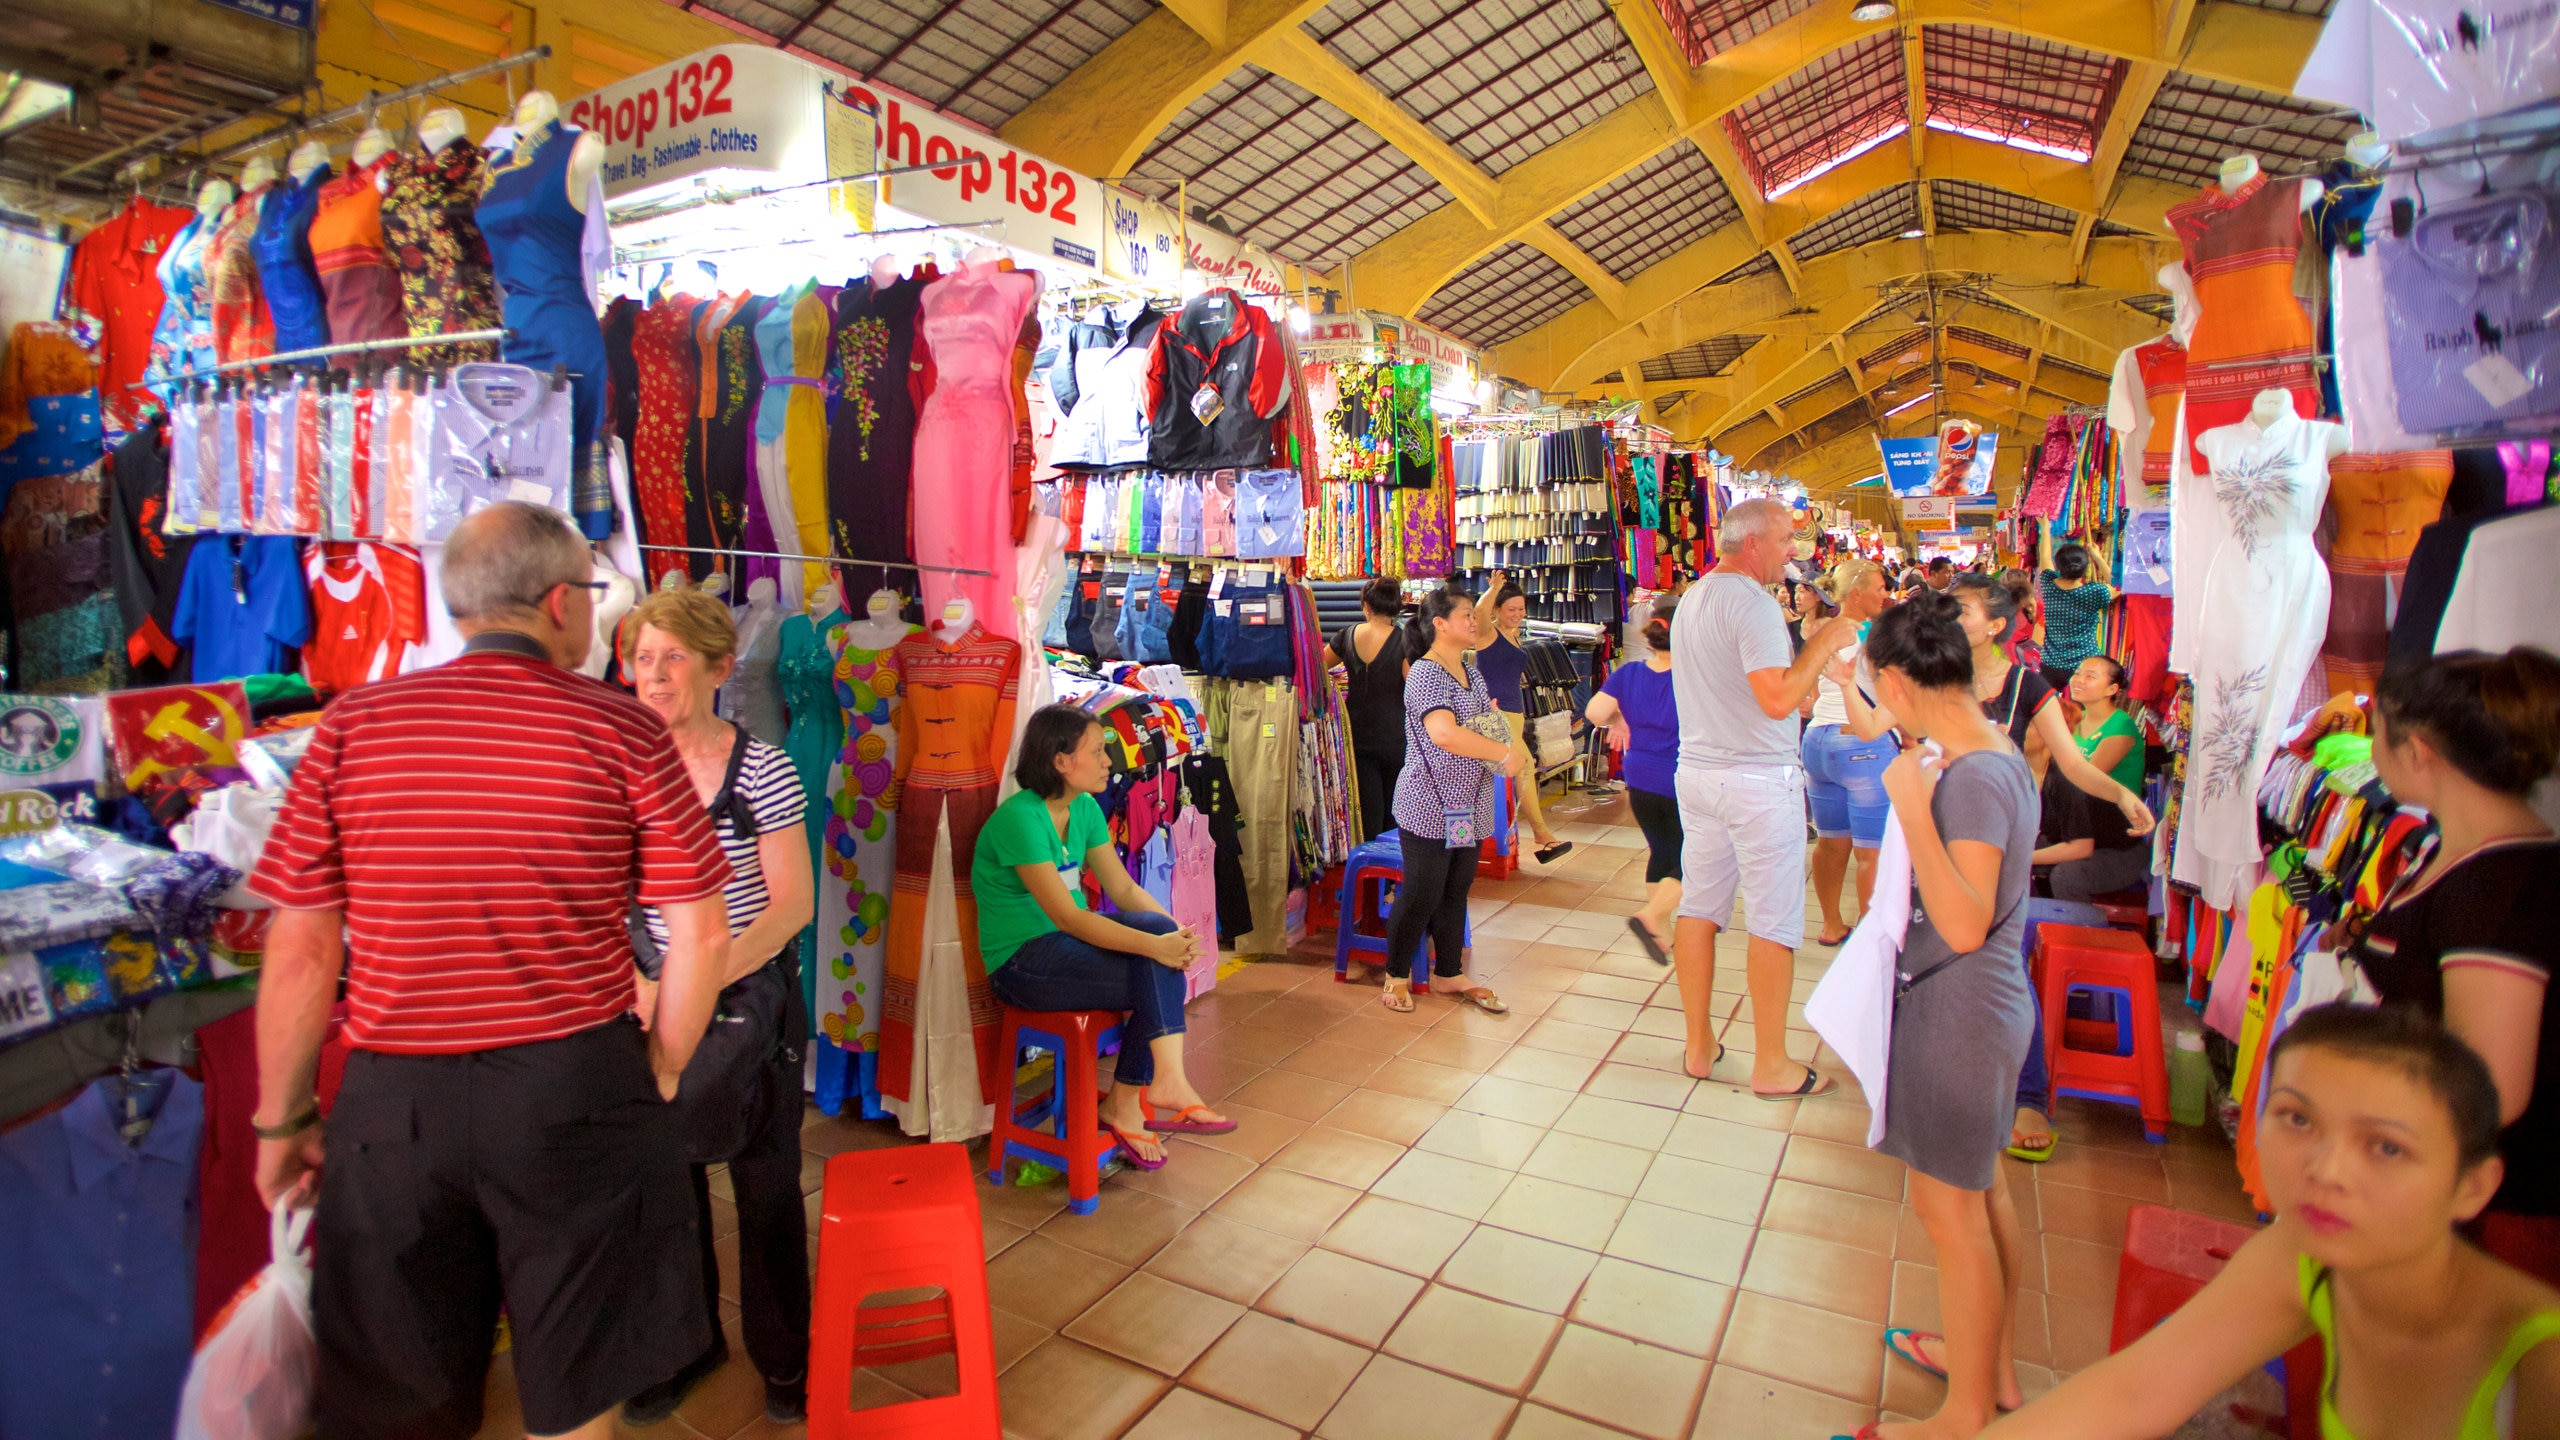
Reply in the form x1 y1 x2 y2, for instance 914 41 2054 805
177 1201 317 1440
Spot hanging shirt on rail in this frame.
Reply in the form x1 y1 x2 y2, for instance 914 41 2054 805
423 362 574 541
172 533 311 682
1143 289 1288 470
304 541 427 694
1051 304 1166 470
205 190 274 365
308 155 407 358
252 164 332 355
66 196 192 430
478 121 612 538
379 136 500 370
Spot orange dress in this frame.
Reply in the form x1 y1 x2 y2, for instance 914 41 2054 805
2167 176 2321 471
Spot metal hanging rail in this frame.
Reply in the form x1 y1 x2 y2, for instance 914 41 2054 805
161 328 514 385
635 542 990 579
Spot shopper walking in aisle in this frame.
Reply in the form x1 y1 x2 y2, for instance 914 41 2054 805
1384 587 1524 1015
248 502 733 1440
619 587 815 1427
1669 498 1855 1093
2345 646 2560 1282
1324 576 1409 842
1984 1006 2560 1440
2035 543 2116 691
974 704 1228 1171
1474 571 1572 866
1803 557 1898 947
1585 593 1683 964
1861 590 2040 1440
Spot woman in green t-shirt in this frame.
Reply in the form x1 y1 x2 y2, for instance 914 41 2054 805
970 704 1229 1171
2067 655 2144 796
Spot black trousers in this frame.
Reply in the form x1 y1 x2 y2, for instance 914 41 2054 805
1628 785 1683 884
688 1050 812 1396
1352 747 1403 843
1385 832 1481 980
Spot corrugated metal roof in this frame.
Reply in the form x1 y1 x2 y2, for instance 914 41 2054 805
1550 140 1742 279
1304 0 1654 177
1414 240 1596 347
1922 25 2117 159
1724 33 1905 197
1126 65 1454 268
1789 182 1922 261
2123 292 2178 321
687 0 1153 131
1929 179 2076 233
1857 327 1932 372
1648 0 1823 65
2120 71 2361 189
1779 370 1847 410
1640 333 1761 381
1946 323 2030 358
1653 388 1695 411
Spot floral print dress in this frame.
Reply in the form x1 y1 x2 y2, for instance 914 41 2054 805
630 297 701 586
817 620 917 1115
205 193 273 364
380 137 500 369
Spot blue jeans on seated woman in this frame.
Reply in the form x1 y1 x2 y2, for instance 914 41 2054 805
989 910 1188 1088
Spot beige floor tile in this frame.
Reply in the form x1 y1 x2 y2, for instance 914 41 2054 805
1454 1074 1577 1127
1690 1364 1874 1440
2036 1179 2141 1247
1489 1044 1605 1092
1569 972 1663 1004
1317 1014 1425 1056
1062 1271 1247 1377
1609 1030 1705 1075
1555 1093 1681 1149
1757 1177 1900 1255
1660 1113 1791 1173
1631 1152 1775 1225
1318 1354 1517 1440
1511 1402 1650 1440
986 1234 1132 1330
1199 1025 1313 1066
1238 998 1354 1038
1226 1069 1356 1124
2035 1145 2171 1203
1368 1147 1514 1220
1268 1125 1409 1190
1211 1167 1364 1241
1716 1291 1886 1403
1122 1386 1300 1440
1788 1095 1877 1146
1256 1246 1426 1346
992 1307 1052 1372
1526 1324 1709 1440
1777 1135 1908 1201
2041 1232 2126 1305
1108 1139 1262 1210
1628 1005 1690 1040
996 1337 1170 1440
1545 993 1643 1031
1439 1223 1600 1314
1322 1088 1447 1147
1381 1284 1564 1392
1175 1103 1310 1164
1321 1193 1477 1276
1274 1040 1393 1087
1603 1201 1754 1285
1482 1173 1629 1253
1522 1129 1657 1197
1414 1108 1549 1170
1367 1055 1479 1105
1185 1311 1371 1431
1037 1189 1199 1268
1142 1213 1310 1306
1681 1082 1802 1131
1519 1016 1626 1059
1399 1028 1515 1072
1739 1228 1895 1320
1584 1062 1698 1110
1571 1257 1734 1356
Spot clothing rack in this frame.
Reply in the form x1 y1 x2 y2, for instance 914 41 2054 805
161 328 515 384
2186 352 2332 375
606 218 1006 269
634 541 991 578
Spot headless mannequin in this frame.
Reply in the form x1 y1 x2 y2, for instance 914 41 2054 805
2249 387 2352 458
931 596 974 644
869 253 900 288
2345 130 2391 169
807 581 843 620
195 180 235 221
2158 262 2201 347
506 91 606 215
2220 152 2323 211
417 107 468 156
845 587 913 651
238 155 277 200
288 140 331 183
699 571 730 600
579 555 638 679
352 123 394 168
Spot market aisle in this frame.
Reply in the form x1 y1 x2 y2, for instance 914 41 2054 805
469 794 2259 1440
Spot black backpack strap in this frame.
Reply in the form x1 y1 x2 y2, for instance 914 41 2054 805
709 725 759 840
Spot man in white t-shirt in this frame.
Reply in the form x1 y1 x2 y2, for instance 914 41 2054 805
1671 498 1856 1097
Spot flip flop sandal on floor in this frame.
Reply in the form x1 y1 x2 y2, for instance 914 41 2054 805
1885 1327 1949 1380
2006 1131 2056 1162
1626 917 1671 966
1454 987 1509 1015
1753 1066 1836 1100
1142 1089 1239 1135
1830 1426 1888 1440
1535 841 1574 865
1100 1121 1168 1171
1684 1044 1726 1080
1382 985 1416 1013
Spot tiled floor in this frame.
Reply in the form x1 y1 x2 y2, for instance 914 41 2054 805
473 793 2260 1440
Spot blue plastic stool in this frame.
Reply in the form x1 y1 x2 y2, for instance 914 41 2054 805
2064 984 2138 1058
1332 830 1470 994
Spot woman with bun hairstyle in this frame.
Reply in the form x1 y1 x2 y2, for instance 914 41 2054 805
2347 646 2560 1282
1585 593 1683 963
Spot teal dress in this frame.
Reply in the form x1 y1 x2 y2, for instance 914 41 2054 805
777 607 848 1024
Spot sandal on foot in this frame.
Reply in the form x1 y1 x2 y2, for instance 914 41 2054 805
1141 1089 1238 1135
1684 1044 1726 1080
1830 1426 1888 1440
1534 840 1574 865
1100 1120 1168 1170
1885 1326 1949 1380
1454 986 1509 1015
1626 916 1671 966
1753 1066 1836 1100
1382 984 1416 1014
1813 926 1853 947
2006 1131 2056 1162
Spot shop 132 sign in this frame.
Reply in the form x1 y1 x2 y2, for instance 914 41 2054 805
828 81 1101 268
571 46 834 198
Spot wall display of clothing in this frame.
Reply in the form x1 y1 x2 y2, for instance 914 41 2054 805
1449 426 1622 624
63 196 194 432
0 330 112 693
1305 477 1454 579
1318 360 1439 485
1061 468 1308 561
812 601 920 1121
1047 558 1301 679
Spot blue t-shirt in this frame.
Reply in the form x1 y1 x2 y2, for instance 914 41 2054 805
171 535 312 682
1476 632 1529 711
1601 660 1680 796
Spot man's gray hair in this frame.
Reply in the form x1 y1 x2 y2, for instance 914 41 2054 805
440 502 591 619
1717 496 1794 550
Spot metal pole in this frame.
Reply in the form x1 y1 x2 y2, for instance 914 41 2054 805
162 328 513 385
634 542 990 579
143 47 552 194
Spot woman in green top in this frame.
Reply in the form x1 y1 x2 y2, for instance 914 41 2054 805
971 704 1229 1171
1977 1005 2560 1440
2067 655 2144 796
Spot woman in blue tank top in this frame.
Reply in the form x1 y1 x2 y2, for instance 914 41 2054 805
1472 572 1571 866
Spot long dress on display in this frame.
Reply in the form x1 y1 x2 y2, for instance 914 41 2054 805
2172 407 2341 911
205 191 274 364
146 215 216 406
631 298 701 586
827 272 927 587
779 606 849 1033
380 137 500 368
250 166 330 354
478 123 612 539
2164 175 2322 542
911 260 1038 633
816 610 919 1118
750 286 812 609
879 621 1019 1141
307 157 407 358
688 294 757 573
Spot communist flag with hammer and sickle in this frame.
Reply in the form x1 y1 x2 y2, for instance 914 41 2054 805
102 682 251 792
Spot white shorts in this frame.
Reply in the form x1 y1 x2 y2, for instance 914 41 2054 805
1675 762 1808 948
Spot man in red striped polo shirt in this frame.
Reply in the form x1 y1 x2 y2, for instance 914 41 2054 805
247 501 734 1440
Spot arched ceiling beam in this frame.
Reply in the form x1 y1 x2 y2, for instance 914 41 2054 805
1505 228 2174 395
1690 322 2104 450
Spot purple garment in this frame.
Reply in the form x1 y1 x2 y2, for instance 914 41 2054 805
2382 187 2560 435
736 438 783 597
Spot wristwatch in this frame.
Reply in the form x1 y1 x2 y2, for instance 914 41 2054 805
252 1104 321 1140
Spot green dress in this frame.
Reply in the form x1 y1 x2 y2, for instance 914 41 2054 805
2299 1253 2560 1439
778 606 847 1019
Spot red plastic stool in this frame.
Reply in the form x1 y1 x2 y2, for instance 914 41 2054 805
986 1008 1124 1215
810 1144 1001 1439
2038 923 2172 1141
2087 887 2151 933
2111 1205 2321 1437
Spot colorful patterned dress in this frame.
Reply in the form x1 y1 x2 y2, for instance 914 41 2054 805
379 137 500 369
814 617 917 1117
630 298 701 586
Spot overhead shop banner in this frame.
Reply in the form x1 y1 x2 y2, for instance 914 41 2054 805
1097 181 1287 295
834 79 1104 269
1879 420 1999 498
572 46 845 198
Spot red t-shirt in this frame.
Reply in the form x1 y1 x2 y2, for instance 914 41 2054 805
302 541 425 695
248 647 730 1053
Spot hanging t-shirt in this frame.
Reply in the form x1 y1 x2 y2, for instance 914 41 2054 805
172 534 312 682
970 787 1113 972
303 541 427 694
1234 467 1305 559
423 362 574 540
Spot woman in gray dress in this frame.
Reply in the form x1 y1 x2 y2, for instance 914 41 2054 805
1860 589 2041 1440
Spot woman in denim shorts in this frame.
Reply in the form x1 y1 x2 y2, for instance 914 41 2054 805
1800 557 1897 946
